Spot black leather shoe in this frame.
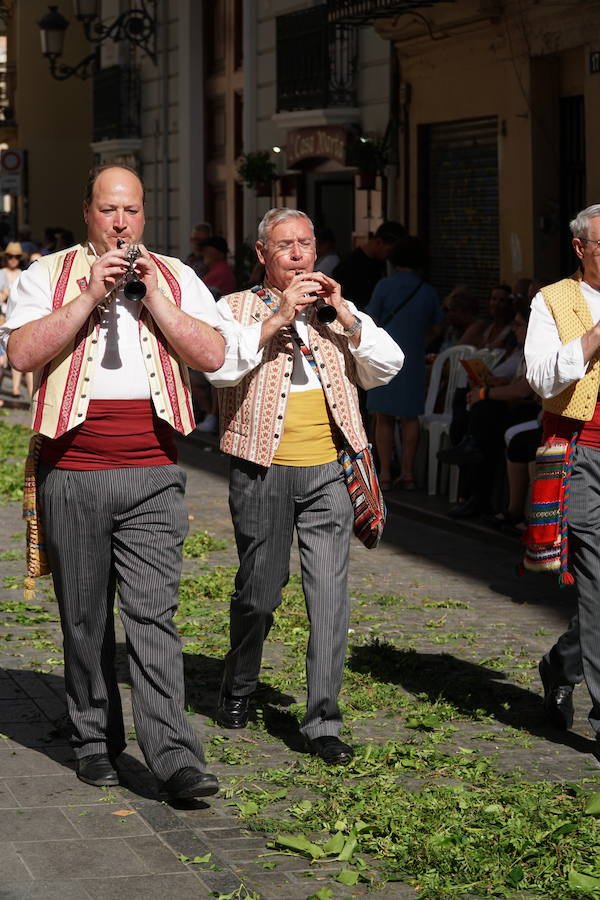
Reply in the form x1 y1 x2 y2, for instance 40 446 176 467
539 658 574 730
76 753 119 787
216 693 250 729
163 767 219 800
447 496 483 519
437 437 484 466
305 735 354 765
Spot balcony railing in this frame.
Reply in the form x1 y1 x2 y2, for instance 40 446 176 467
276 5 357 112
327 0 456 23
93 64 141 143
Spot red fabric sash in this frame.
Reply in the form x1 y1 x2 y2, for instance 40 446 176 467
40 399 177 469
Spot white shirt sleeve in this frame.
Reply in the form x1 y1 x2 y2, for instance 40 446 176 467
205 298 404 390
524 290 587 399
178 265 263 378
204 296 264 387
346 301 405 390
0 262 52 352
179 263 221 323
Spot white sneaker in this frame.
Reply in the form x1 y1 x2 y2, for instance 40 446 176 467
195 414 218 433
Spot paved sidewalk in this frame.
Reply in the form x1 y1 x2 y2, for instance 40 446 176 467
0 404 597 899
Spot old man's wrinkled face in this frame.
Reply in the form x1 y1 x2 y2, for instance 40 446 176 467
256 218 316 291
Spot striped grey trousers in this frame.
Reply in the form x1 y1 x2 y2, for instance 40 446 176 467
224 457 354 739
37 463 206 780
544 443 600 732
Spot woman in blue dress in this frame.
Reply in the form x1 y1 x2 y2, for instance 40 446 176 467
366 236 443 490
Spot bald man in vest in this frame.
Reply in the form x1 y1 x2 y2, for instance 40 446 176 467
1 164 227 799
206 208 404 764
526 203 600 743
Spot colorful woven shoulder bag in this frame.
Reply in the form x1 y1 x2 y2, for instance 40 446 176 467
519 433 578 585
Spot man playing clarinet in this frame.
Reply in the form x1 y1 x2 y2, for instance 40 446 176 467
1 164 226 800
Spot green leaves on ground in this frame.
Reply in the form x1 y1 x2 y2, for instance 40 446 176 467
183 529 227 559
233 762 600 898
0 422 30 502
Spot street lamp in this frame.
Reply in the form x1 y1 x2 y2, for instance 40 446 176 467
37 1 156 81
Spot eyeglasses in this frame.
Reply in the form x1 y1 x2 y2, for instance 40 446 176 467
5 254 20 259
266 238 315 254
579 238 600 250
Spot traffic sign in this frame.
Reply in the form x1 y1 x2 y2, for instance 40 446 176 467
0 148 23 194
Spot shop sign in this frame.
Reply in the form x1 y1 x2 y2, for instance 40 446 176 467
287 126 346 167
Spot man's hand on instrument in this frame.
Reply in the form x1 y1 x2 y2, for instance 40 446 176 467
86 248 129 304
132 244 160 300
299 270 356 331
274 273 322 326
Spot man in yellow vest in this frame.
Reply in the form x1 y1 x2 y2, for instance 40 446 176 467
525 203 600 738
0 164 227 799
206 208 404 764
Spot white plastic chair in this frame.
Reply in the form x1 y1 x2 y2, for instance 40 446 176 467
447 347 507 502
420 344 476 495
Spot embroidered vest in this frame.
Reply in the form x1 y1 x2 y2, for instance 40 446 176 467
216 288 368 467
541 272 600 421
30 244 195 438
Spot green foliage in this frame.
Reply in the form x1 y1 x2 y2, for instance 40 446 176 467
237 151 277 189
182 529 227 559
231 754 600 898
0 422 31 502
346 134 389 174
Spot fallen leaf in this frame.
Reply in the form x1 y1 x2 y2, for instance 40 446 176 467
111 809 136 816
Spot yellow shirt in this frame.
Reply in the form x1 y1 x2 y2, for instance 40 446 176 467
272 389 339 466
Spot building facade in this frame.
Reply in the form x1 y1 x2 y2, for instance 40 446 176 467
2 0 599 303
367 0 599 298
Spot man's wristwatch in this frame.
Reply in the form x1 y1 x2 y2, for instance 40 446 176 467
343 314 362 337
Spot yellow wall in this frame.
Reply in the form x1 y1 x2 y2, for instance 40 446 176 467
385 0 600 285
12 1 92 242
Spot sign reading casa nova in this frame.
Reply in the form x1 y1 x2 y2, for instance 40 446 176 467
287 126 346 168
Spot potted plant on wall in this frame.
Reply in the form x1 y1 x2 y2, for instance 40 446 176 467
237 150 278 197
347 134 388 190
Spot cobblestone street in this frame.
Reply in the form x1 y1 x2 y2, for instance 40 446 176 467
0 405 598 899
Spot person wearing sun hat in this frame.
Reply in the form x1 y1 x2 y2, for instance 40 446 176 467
0 240 25 303
0 241 31 400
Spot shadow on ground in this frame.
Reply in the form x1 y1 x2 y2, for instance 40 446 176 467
347 641 596 756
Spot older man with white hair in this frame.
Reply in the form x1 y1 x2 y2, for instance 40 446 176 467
207 207 404 764
525 203 600 740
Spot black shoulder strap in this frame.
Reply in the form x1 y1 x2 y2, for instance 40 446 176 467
379 279 423 329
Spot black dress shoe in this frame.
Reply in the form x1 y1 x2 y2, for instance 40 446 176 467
447 496 483 519
539 658 574 730
216 693 250 729
437 436 484 466
76 753 119 787
163 767 219 800
305 735 354 765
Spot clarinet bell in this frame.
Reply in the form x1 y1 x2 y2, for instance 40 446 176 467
123 278 147 301
315 298 337 324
